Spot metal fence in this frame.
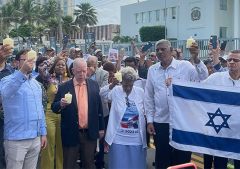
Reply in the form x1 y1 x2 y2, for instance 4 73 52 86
23 38 240 60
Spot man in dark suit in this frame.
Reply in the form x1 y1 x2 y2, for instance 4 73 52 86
51 58 105 169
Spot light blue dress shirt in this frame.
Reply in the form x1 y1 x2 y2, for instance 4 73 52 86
90 73 96 80
0 70 47 140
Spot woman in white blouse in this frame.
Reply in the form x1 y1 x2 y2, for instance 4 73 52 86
100 66 147 169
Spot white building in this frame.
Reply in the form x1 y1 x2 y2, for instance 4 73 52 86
0 0 75 16
120 0 240 41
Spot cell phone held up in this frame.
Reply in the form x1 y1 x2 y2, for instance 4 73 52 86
142 41 153 52
210 35 217 49
220 40 227 51
63 35 69 44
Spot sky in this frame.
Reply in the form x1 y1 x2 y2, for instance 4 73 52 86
75 0 147 26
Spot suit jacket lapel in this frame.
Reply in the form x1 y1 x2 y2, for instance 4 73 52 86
86 78 91 113
68 79 78 109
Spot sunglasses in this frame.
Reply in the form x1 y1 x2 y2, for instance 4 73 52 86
226 58 240 62
125 97 130 107
149 55 156 57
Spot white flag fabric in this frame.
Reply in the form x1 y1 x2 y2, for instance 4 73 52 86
169 80 240 160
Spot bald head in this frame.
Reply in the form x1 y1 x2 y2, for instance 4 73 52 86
87 56 98 68
73 58 87 69
72 58 87 83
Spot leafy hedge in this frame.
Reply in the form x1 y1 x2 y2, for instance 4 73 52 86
139 25 165 42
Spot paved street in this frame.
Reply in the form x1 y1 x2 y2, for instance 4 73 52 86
37 137 206 169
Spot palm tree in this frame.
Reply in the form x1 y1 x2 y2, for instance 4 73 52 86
41 0 58 20
62 15 80 38
33 26 47 44
74 2 97 36
45 18 59 38
11 0 22 43
19 0 43 24
0 3 15 36
17 0 43 42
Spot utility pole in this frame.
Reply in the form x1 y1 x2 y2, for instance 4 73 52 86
58 3 63 49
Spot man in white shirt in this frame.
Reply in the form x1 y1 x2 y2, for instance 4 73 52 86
203 49 240 169
144 39 208 169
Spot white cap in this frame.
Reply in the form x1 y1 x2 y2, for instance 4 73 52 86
38 52 42 54
220 55 228 61
123 56 129 61
51 47 55 51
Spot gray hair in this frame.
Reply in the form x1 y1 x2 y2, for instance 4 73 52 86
229 50 240 54
156 39 171 49
69 47 75 52
73 58 87 69
87 56 98 64
120 67 137 82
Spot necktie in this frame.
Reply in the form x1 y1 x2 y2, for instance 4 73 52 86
78 83 86 128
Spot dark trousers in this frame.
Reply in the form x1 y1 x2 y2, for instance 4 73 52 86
204 154 240 169
235 160 240 169
63 132 97 169
204 154 228 169
153 122 192 169
95 116 109 168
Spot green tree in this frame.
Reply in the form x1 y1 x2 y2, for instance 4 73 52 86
139 26 165 42
45 18 59 38
17 0 43 41
9 23 36 41
33 26 46 44
74 2 97 35
112 35 121 43
0 3 15 36
62 15 80 37
41 0 58 20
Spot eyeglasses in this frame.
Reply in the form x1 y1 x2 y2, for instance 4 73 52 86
226 58 240 62
149 55 156 57
125 97 130 107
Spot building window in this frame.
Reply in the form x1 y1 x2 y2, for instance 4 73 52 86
136 13 139 24
37 0 41 3
220 0 227 10
220 27 227 38
172 7 176 19
156 10 160 21
149 11 152 23
163 8 168 20
64 2 67 6
142 12 145 23
64 7 67 11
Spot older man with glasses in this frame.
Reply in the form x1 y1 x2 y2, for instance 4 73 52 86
148 52 157 64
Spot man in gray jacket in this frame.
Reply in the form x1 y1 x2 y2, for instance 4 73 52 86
86 56 109 169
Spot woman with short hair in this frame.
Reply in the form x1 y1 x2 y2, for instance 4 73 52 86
100 66 147 169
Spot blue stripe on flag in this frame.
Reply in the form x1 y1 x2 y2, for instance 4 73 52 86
172 128 240 153
173 84 240 106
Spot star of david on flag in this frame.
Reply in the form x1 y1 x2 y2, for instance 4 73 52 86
205 108 231 133
168 80 240 160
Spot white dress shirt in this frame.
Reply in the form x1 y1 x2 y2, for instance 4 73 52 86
204 71 240 87
67 58 73 68
145 58 208 124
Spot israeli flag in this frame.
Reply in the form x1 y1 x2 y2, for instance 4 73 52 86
169 80 240 160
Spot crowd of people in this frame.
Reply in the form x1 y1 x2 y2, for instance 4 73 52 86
0 37 239 169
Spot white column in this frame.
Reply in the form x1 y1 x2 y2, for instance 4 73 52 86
234 0 239 38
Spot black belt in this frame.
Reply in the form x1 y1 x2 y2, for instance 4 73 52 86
79 129 88 133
